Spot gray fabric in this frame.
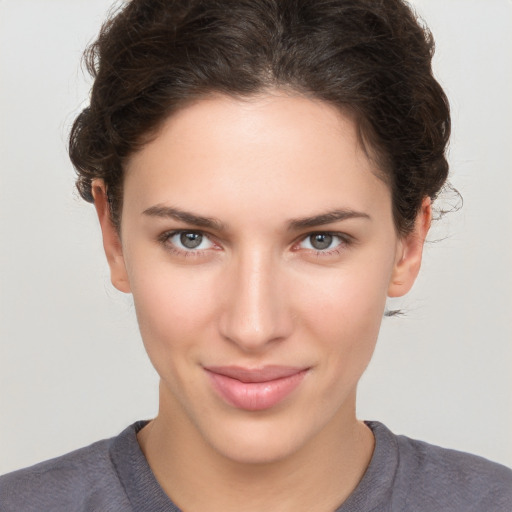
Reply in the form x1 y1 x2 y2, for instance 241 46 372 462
1 421 511 511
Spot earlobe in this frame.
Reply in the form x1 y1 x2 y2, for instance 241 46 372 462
91 180 131 293
388 197 432 298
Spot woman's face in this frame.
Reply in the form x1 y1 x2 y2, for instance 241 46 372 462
96 91 426 464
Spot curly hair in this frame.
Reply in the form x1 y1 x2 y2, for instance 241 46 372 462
69 0 451 235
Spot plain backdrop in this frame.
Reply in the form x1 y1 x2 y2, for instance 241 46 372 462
1 0 511 474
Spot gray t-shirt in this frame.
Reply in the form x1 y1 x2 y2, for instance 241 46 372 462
1 421 511 511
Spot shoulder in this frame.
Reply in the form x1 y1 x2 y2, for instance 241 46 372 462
372 422 512 511
0 432 132 512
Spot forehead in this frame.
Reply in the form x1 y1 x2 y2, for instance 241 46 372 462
123 92 392 225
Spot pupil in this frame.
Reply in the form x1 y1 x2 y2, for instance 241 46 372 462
180 232 202 249
311 234 332 250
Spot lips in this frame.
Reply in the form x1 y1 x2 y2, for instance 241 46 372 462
204 365 309 411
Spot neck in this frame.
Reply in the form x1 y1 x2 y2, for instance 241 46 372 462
137 384 374 512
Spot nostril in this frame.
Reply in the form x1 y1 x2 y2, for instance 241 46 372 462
218 293 293 351
217 254 294 350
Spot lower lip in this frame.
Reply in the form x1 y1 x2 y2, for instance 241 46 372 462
206 370 308 411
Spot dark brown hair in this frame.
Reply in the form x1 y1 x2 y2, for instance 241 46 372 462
69 0 450 235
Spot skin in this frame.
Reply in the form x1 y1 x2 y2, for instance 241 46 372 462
93 91 431 512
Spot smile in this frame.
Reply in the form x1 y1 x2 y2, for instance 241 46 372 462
204 366 310 411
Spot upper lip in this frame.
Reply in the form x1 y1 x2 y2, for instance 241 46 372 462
204 365 309 383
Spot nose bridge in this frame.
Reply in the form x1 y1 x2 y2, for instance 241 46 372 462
220 245 291 351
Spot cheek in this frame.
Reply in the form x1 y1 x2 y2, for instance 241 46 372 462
128 264 220 365
297 260 390 335
293 257 392 377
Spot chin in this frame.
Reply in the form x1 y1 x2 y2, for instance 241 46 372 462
195 405 333 467
211 426 307 465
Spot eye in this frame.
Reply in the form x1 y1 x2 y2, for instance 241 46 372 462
165 231 215 251
298 232 348 252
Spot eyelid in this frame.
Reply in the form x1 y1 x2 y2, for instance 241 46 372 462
158 228 210 241
157 228 353 258
158 229 219 254
294 231 353 253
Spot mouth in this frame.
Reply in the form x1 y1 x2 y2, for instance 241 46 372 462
204 365 310 411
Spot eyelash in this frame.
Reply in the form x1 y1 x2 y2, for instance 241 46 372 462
157 230 217 258
296 232 352 257
157 230 353 258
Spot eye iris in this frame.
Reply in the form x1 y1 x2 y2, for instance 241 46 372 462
180 232 202 249
310 234 333 250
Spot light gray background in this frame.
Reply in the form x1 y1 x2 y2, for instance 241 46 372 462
1 0 511 474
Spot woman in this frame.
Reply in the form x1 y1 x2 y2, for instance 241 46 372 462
1 0 511 510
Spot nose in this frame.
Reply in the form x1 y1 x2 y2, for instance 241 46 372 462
218 249 293 352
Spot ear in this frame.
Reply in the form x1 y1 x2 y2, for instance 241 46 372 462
388 197 432 298
91 180 131 293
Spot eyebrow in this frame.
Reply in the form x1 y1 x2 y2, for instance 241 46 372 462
143 205 226 231
142 205 370 232
287 209 371 230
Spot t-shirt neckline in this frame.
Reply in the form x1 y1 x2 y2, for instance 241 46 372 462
109 420 399 512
